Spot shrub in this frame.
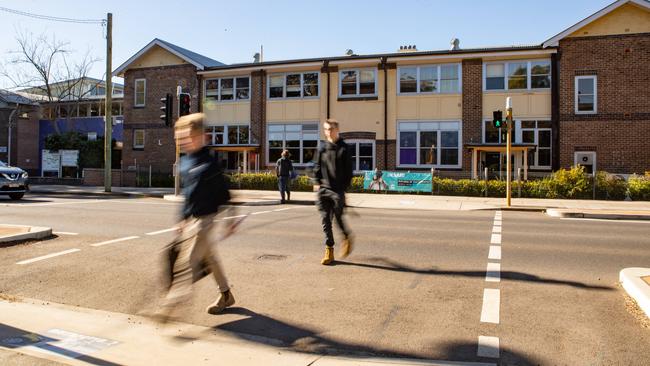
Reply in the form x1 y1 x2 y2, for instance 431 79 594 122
541 166 591 199
226 172 313 192
628 174 650 201
595 171 628 200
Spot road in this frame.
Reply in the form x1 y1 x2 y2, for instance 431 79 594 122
0 193 649 365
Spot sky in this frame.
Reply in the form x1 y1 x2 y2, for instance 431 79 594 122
0 0 615 89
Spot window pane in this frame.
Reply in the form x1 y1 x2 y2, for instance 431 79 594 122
508 76 527 89
270 87 284 98
228 127 238 144
420 66 437 92
420 131 437 149
400 149 417 165
359 143 373 157
303 84 318 97
236 77 250 99
441 149 458 165
531 75 550 89
286 140 300 163
399 67 417 93
486 64 504 77
527 150 535 167
538 149 551 166
341 82 357 95
286 74 301 98
359 70 375 94
135 80 145 93
269 75 284 98
531 62 550 75
522 130 535 143
220 78 234 100
236 77 249 88
441 131 458 148
359 82 375 95
269 140 283 148
538 130 551 148
360 70 374 83
303 148 317 164
508 62 528 89
341 71 356 83
239 126 249 144
400 131 417 147
303 73 319 97
420 147 437 165
269 148 282 163
206 79 219 98
578 78 594 94
578 95 594 111
359 157 373 171
440 65 459 93
303 73 318 85
521 121 536 129
537 120 552 128
485 121 500 143
486 77 505 90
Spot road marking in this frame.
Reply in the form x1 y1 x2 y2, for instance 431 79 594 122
490 234 501 244
251 210 272 215
480 288 500 324
145 228 177 236
273 208 292 212
16 249 81 265
10 200 104 207
90 236 140 247
53 232 79 236
477 336 500 358
486 262 501 283
222 214 247 220
560 217 650 224
492 225 502 233
488 245 502 260
493 220 502 227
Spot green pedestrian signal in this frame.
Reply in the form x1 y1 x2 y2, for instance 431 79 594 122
492 110 504 129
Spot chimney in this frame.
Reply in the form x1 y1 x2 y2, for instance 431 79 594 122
450 38 460 51
398 44 418 53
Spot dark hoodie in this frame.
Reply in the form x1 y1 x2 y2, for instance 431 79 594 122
180 146 230 219
314 138 353 193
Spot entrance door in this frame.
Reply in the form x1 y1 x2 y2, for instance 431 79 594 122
484 152 500 179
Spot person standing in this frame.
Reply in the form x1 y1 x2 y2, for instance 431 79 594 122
157 113 236 321
276 150 294 203
314 118 354 265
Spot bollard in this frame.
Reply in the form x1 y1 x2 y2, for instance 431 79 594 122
484 167 489 197
431 167 435 195
517 167 521 198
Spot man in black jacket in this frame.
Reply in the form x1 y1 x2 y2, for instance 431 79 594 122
276 150 294 203
159 113 235 319
314 119 354 265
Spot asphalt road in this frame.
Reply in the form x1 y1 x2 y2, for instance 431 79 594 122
0 193 649 365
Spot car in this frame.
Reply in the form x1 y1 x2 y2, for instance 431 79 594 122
0 161 29 200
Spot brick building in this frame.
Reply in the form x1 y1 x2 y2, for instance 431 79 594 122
113 0 650 181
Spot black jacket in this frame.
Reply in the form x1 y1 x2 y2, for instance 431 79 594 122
276 157 294 177
314 139 353 193
180 147 230 219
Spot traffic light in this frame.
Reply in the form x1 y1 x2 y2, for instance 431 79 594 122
160 93 173 126
179 93 191 117
492 110 504 129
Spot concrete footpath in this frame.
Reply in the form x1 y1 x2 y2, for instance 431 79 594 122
0 297 494 366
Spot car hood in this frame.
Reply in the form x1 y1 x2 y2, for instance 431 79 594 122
0 166 25 175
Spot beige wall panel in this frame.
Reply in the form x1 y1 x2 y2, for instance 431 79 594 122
418 98 439 119
483 92 551 119
568 3 650 38
284 102 302 120
203 102 250 125
267 103 283 121
132 46 188 69
303 100 320 120
397 98 418 119
440 96 463 119
386 69 398 140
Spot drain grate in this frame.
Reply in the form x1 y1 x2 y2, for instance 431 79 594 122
257 254 288 261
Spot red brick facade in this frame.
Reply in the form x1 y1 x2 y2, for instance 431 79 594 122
461 58 484 172
558 33 650 174
250 70 266 167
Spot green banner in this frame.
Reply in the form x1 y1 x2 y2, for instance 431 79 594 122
363 171 432 193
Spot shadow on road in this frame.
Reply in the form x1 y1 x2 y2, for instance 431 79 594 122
439 340 543 366
333 257 613 291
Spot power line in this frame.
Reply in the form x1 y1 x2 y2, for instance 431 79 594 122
0 6 105 24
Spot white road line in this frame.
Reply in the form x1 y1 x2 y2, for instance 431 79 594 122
251 210 272 215
221 214 247 220
53 232 79 236
492 225 502 233
273 208 292 212
488 245 502 260
477 336 500 358
90 236 140 247
560 217 650 224
480 288 500 324
145 228 177 236
490 233 502 244
10 200 103 207
485 262 501 283
493 220 502 227
16 249 81 265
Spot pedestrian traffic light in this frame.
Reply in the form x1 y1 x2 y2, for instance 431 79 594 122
160 93 173 126
179 93 191 117
492 110 504 129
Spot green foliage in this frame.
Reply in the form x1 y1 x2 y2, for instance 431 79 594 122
541 165 591 199
595 171 628 200
226 172 314 192
628 173 650 201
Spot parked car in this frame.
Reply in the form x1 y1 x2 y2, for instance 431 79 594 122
0 161 28 200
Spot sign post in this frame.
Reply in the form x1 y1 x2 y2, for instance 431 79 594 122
506 97 513 207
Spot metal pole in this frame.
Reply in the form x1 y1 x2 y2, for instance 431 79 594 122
517 167 522 198
484 167 489 197
173 86 181 196
104 13 113 192
506 97 513 207
149 165 152 188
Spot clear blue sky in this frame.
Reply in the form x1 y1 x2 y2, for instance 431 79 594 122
0 0 614 88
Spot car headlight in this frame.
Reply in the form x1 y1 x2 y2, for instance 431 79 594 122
21 172 28 178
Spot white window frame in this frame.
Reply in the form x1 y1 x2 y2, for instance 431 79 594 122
203 76 251 102
134 79 146 107
482 59 551 92
205 125 249 145
205 126 225 146
397 64 462 95
133 129 145 149
266 123 320 166
519 120 552 170
574 75 597 114
338 68 378 98
347 139 376 173
267 72 320 100
396 121 462 169
574 151 597 173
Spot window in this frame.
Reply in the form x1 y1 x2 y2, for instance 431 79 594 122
204 76 250 101
398 64 461 94
339 69 376 97
205 126 225 145
267 72 320 99
483 121 507 144
134 79 146 106
267 123 319 164
520 120 552 169
205 125 248 145
133 129 145 149
348 140 375 172
575 76 597 114
484 60 551 91
398 121 461 167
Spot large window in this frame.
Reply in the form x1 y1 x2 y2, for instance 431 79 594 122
398 64 461 94
205 125 249 145
205 77 250 101
267 123 319 164
575 76 597 114
134 79 146 106
398 121 461 167
483 120 508 144
268 72 319 99
347 140 375 172
133 129 145 149
339 69 376 97
521 120 552 169
484 60 551 91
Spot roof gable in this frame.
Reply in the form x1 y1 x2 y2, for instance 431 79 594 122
544 0 650 47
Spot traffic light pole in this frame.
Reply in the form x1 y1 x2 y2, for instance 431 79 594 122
174 87 182 196
506 97 513 207
104 13 112 193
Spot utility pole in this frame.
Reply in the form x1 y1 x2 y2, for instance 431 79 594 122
104 13 113 192
506 97 513 207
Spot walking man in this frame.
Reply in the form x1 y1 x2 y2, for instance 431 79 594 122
158 113 236 320
314 118 354 265
276 150 294 203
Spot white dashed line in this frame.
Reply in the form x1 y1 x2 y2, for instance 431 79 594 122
273 208 292 212
251 210 272 215
490 233 502 244
145 228 177 236
53 232 79 236
488 245 502 260
480 288 500 324
11 200 103 207
90 236 140 247
492 225 502 233
221 214 247 220
493 220 502 227
477 336 500 358
16 249 81 265
485 262 501 283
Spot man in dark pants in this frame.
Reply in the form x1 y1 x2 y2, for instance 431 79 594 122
314 118 354 265
276 150 294 203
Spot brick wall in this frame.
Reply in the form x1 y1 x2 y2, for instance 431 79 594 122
558 33 650 173
250 70 266 167
83 168 124 186
376 140 396 170
122 64 200 176
461 58 484 172
16 113 40 174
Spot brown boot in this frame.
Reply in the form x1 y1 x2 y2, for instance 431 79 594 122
321 246 334 265
340 235 354 259
206 290 236 315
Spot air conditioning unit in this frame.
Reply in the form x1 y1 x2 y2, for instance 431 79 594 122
576 152 594 165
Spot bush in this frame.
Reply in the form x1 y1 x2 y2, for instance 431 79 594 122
541 165 591 199
628 173 650 201
595 171 628 200
226 172 313 192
